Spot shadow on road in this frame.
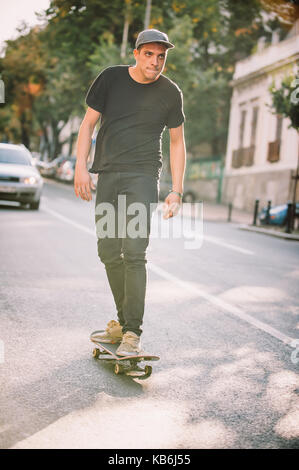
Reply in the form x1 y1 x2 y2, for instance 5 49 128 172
1 352 146 449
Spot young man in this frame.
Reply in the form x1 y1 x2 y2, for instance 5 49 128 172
74 29 186 356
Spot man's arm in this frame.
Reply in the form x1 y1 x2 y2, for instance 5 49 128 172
163 124 186 219
74 106 101 201
169 123 186 193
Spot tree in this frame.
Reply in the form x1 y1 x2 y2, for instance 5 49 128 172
269 75 299 212
0 25 46 148
260 0 299 24
1 0 288 161
270 75 299 130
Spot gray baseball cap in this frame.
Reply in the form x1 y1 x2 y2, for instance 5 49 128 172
135 29 175 50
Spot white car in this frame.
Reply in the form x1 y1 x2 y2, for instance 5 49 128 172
0 143 43 210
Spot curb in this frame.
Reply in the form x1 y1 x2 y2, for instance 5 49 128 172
238 224 299 241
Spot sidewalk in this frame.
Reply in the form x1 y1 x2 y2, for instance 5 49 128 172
182 201 299 241
202 201 252 225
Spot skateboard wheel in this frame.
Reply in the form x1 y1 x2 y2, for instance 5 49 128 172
114 363 124 375
144 365 152 377
92 348 100 358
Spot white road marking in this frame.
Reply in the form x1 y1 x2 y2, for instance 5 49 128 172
147 263 295 347
152 212 253 255
42 207 96 236
203 235 255 255
42 195 85 205
44 186 251 255
43 206 295 347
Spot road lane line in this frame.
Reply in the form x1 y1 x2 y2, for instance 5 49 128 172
43 206 295 347
148 262 295 347
44 189 252 255
203 235 255 255
152 212 254 255
42 207 96 236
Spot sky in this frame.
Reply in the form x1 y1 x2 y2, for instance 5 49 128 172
0 0 50 53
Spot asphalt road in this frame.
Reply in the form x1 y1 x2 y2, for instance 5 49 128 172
0 178 299 449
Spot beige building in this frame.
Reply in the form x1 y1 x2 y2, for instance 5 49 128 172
222 22 299 211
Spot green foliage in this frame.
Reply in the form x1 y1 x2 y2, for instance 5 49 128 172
162 15 196 88
1 0 294 158
260 0 299 25
0 25 47 148
187 69 231 154
269 75 299 131
88 32 133 76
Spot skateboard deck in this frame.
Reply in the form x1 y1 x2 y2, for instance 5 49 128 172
90 330 159 379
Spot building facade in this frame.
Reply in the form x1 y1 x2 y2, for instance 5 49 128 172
222 23 299 211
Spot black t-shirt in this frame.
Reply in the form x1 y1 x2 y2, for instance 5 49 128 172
85 65 185 178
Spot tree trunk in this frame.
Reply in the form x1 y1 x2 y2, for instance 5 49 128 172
121 0 131 59
144 0 152 29
20 113 30 149
51 123 62 160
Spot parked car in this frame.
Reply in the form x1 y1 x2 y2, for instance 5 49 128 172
30 151 42 166
35 159 53 177
56 156 76 183
55 156 98 190
0 143 43 210
36 154 68 178
258 202 299 226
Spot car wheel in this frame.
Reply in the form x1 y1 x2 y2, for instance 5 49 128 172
30 200 40 210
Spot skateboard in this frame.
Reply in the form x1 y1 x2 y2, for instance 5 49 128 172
90 330 159 379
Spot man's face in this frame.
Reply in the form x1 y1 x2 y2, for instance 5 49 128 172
133 42 168 82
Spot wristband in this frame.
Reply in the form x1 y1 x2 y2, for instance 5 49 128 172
168 190 183 199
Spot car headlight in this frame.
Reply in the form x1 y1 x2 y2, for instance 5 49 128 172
21 175 40 185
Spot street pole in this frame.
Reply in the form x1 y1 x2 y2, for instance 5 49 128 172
253 199 259 226
291 135 299 229
286 202 293 234
228 202 232 222
266 200 271 225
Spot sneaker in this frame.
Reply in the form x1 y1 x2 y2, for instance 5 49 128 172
92 320 123 343
116 331 142 356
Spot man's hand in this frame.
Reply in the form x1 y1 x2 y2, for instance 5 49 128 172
74 164 96 201
163 192 182 219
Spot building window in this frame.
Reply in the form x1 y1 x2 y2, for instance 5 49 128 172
267 114 282 163
239 109 247 149
232 106 257 168
232 109 246 169
232 149 242 168
250 106 259 147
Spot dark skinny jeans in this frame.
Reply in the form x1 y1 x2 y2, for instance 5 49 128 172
95 171 159 337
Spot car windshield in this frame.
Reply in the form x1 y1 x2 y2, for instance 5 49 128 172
0 148 31 166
